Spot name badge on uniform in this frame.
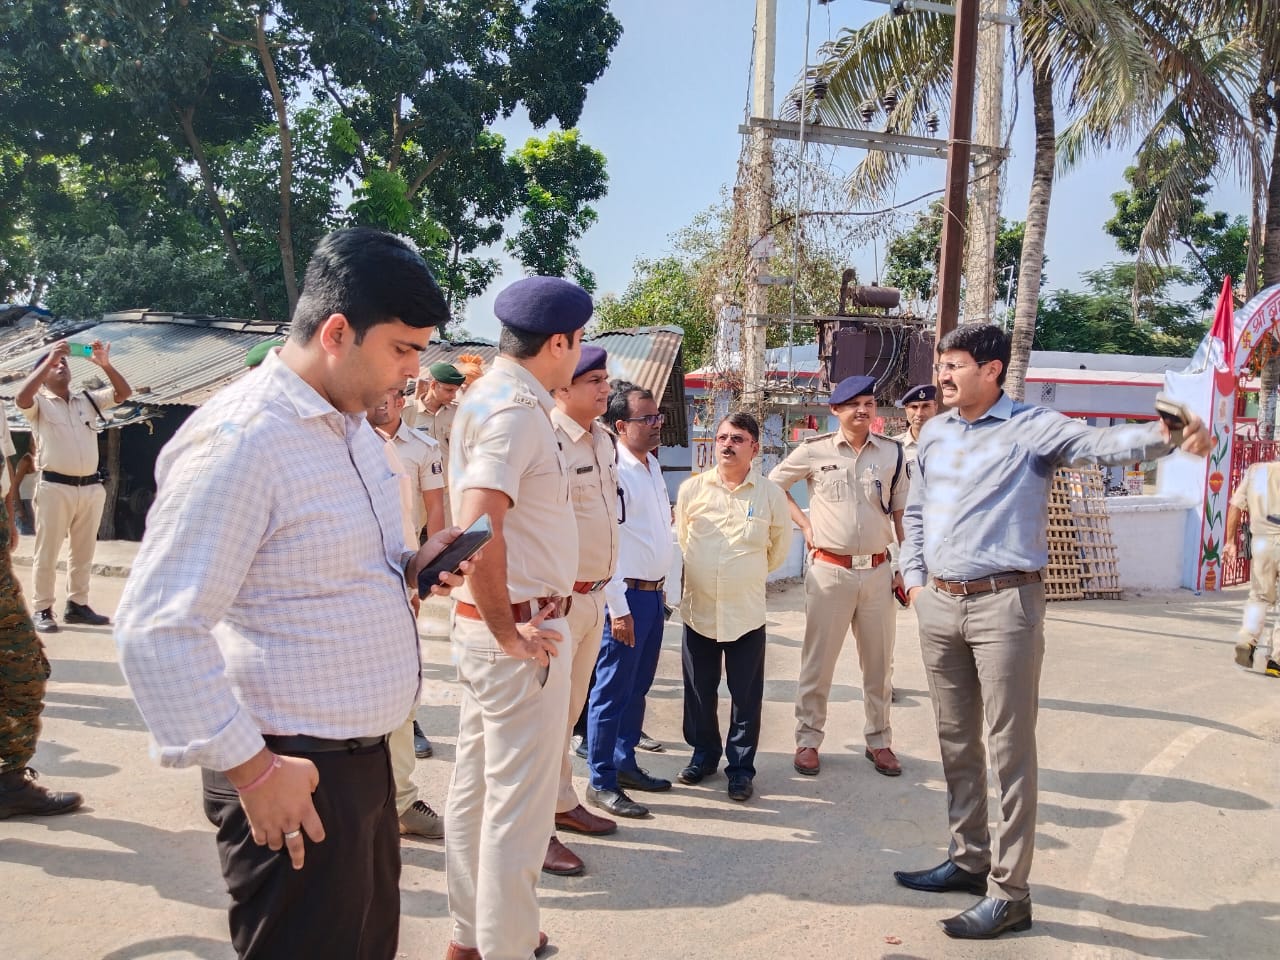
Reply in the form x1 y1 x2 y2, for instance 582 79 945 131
576 465 594 474
513 393 536 408
819 464 839 471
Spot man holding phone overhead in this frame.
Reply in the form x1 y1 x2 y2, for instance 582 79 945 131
444 276 590 960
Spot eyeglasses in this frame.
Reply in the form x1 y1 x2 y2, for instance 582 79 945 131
715 433 753 445
622 414 665 426
932 360 992 374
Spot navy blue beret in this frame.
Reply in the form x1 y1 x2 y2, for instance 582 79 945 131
829 375 877 406
573 344 608 380
898 383 937 406
494 276 593 334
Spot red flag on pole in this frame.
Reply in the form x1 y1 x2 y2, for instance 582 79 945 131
1210 275 1235 396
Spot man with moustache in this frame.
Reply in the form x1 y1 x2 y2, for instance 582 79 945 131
769 375 909 778
585 382 673 819
543 345 621 877
893 383 939 472
444 276 590 960
896 323 1210 940
115 227 465 959
676 412 790 802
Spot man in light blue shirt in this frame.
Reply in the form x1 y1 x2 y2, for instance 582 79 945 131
896 324 1209 941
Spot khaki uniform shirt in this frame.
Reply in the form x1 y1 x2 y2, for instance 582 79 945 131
551 409 619 584
1231 462 1280 538
892 429 922 468
20 386 116 476
769 431 908 556
407 398 457 469
450 357 576 604
676 466 790 642
381 421 444 536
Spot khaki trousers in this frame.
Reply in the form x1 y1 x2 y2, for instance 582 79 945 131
1239 534 1280 649
914 580 1046 901
390 714 418 816
557 590 606 814
795 558 894 749
32 479 105 612
446 613 571 960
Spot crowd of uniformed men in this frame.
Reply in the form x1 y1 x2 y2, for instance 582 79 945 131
0 227 1213 958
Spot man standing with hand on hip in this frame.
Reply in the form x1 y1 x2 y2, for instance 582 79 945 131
896 323 1210 940
544 345 620 877
444 276 590 960
17 338 132 632
770 374 908 779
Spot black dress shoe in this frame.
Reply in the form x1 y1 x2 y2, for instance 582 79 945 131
32 609 59 633
894 859 989 895
585 786 649 818
941 895 1032 939
63 601 109 626
617 767 671 792
676 763 717 785
412 720 433 759
726 776 753 802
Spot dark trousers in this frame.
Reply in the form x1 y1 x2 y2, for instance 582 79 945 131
0 500 46 773
587 589 665 790
682 624 767 780
202 742 400 960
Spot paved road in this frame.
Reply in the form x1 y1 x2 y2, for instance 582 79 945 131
2 552 1277 960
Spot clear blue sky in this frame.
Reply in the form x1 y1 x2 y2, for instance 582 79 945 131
459 0 1249 340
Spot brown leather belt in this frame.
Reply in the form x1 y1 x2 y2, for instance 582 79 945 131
455 596 572 622
814 548 888 569
932 570 1042 597
624 577 665 591
573 578 610 594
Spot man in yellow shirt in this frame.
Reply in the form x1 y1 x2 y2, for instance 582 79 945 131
674 412 790 802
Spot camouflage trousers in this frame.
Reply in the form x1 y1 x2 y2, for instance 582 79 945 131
0 501 47 773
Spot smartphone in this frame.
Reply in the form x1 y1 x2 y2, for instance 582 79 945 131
416 513 492 597
893 584 910 608
67 342 94 357
1154 392 1190 446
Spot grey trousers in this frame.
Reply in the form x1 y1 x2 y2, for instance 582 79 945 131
914 579 1046 901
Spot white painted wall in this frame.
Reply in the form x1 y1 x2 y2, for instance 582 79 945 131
1105 495 1195 592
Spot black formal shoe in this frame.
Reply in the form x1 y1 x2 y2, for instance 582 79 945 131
617 767 671 792
412 720 433 759
940 895 1032 939
894 859 989 895
726 776 753 802
571 734 587 759
585 786 649 818
676 763 717 785
33 609 59 633
63 601 109 626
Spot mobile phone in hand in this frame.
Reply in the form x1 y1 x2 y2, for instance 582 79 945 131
893 584 909 608
67 342 94 358
1154 392 1190 446
416 514 492 598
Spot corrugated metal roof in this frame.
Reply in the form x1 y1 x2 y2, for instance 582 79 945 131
421 326 688 444
0 310 287 409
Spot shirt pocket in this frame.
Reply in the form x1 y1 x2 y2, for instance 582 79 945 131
814 466 850 502
571 476 597 509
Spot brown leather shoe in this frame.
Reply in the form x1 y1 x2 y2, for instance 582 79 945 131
542 835 585 876
794 746 820 776
555 802 617 836
865 746 902 776
445 932 549 959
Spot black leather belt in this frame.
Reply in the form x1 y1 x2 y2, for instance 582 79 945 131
932 570 1043 597
263 734 388 754
41 470 101 487
625 577 665 591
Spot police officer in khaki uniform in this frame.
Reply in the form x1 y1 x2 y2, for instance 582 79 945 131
893 382 938 470
405 361 462 523
444 277 590 960
769 375 909 778
16 339 132 633
543 345 620 877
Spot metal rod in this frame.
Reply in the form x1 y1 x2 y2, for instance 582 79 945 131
740 118 1007 160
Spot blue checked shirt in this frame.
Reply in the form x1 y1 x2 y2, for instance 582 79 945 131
900 393 1173 588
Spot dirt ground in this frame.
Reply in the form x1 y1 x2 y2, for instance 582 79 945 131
2 541 1277 960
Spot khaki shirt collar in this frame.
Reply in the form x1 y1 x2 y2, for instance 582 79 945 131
550 406 591 443
833 430 887 455
491 356 554 413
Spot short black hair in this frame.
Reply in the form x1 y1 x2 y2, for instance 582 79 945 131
937 323 1011 386
606 380 654 429
290 228 449 344
717 411 760 442
498 324 553 359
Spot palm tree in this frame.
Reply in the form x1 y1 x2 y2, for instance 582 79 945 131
793 2 1233 400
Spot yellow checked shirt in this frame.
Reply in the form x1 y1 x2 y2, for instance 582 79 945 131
675 466 790 642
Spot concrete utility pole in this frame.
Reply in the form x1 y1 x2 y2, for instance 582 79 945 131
743 0 776 414
962 0 1007 325
934 0 979 344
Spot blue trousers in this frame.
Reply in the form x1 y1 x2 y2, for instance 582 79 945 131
587 589 665 791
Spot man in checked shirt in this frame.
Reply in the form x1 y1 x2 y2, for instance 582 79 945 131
115 228 468 960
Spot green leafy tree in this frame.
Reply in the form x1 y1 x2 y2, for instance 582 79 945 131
593 256 713 365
